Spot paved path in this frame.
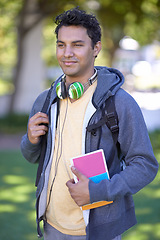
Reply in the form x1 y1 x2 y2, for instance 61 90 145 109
0 133 23 150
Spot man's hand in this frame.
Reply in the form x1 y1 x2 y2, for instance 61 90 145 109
66 167 90 207
28 112 49 144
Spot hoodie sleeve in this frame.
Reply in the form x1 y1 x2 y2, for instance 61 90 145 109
21 90 49 164
89 89 159 203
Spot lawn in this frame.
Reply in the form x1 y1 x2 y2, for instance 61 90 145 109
0 150 38 240
123 130 160 240
0 130 160 240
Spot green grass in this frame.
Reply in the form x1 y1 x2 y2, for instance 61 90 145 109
0 130 160 240
0 150 38 240
122 130 160 240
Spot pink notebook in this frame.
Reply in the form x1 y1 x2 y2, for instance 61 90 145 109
71 149 113 210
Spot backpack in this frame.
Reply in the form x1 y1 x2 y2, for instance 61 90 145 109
35 88 119 187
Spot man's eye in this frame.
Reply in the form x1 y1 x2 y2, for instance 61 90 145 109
57 44 64 48
74 44 83 47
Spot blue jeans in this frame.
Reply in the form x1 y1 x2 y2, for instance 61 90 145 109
43 221 121 240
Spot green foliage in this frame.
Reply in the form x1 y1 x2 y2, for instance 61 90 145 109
95 0 160 54
42 19 58 66
0 0 22 69
0 114 29 134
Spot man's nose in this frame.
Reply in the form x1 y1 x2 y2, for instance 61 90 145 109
64 46 74 58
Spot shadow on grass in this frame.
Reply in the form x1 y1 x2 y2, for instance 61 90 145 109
0 150 39 240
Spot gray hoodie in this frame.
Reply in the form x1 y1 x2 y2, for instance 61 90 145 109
21 66 158 240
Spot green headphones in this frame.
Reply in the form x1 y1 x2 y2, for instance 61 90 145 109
56 69 97 100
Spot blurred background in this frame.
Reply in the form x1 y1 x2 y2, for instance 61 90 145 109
0 0 160 239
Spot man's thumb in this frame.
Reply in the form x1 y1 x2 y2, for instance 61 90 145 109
71 166 86 180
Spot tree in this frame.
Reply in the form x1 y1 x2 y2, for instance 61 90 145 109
87 0 160 64
9 0 85 113
0 0 22 77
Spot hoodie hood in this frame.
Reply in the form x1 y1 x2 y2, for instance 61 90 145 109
93 66 124 108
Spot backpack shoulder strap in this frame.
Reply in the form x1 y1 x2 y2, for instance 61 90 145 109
86 95 119 145
35 87 53 187
41 87 52 113
103 95 119 145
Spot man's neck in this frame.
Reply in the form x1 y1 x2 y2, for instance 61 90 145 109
65 69 95 87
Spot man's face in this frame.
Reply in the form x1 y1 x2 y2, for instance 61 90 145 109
56 25 101 82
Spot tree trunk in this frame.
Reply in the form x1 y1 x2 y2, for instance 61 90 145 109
9 0 45 114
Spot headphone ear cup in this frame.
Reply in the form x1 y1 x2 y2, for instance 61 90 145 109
56 81 84 99
56 81 67 99
68 82 84 99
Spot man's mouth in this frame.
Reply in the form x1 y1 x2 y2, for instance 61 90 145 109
64 61 75 66
62 59 78 66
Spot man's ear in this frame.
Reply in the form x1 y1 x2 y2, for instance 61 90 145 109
94 41 102 58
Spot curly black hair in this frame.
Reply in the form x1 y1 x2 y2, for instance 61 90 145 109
55 7 101 49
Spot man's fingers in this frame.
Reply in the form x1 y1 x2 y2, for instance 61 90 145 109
66 179 75 188
31 112 48 119
30 124 48 133
29 112 49 126
28 112 49 144
66 169 90 206
29 128 47 139
29 122 48 137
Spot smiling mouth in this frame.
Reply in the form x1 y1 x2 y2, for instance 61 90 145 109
63 61 77 65
62 59 78 66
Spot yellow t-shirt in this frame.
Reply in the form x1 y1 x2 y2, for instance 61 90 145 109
46 81 97 235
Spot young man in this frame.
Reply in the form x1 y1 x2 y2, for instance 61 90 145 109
21 7 158 240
